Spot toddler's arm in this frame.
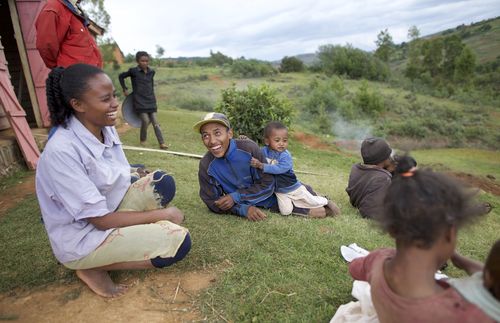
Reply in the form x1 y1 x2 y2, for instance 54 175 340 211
261 150 293 175
451 251 484 275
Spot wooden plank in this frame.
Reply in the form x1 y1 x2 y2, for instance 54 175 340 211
122 145 204 159
9 0 43 127
121 145 327 175
0 36 40 170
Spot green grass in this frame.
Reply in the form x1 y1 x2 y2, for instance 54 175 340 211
413 148 500 180
1 108 499 321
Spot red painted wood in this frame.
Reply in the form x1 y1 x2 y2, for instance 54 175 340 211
0 40 40 170
16 0 51 127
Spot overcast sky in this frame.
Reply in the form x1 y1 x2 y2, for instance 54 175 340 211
103 0 500 61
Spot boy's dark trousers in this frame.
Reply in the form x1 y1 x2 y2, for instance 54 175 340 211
139 112 165 144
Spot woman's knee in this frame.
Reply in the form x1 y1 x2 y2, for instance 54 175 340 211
152 171 176 206
150 233 192 268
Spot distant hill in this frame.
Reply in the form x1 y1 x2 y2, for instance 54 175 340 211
278 16 500 69
423 16 500 64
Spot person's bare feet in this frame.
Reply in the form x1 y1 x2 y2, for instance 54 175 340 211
76 269 128 298
325 200 341 216
159 143 169 150
308 207 326 218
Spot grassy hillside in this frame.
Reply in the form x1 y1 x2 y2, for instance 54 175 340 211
428 16 500 64
109 64 500 150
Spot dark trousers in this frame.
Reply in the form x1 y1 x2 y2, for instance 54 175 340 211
139 112 165 144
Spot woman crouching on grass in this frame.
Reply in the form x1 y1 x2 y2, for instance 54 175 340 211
348 156 493 322
35 64 191 298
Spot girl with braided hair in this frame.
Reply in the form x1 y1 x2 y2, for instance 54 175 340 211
348 156 493 322
36 64 191 298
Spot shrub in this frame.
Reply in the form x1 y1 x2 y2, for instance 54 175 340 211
215 84 293 143
229 59 277 78
354 81 384 117
280 56 305 73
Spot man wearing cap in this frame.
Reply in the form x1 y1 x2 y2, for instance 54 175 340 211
194 113 324 221
345 137 395 218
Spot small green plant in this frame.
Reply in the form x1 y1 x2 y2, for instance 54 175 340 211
215 84 294 143
354 81 384 117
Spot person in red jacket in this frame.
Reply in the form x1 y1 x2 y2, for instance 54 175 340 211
35 0 103 69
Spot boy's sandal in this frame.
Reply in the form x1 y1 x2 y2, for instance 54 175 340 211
159 143 169 150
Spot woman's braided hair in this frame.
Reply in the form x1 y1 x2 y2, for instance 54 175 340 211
45 64 104 127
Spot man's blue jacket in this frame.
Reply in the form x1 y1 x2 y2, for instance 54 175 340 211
198 139 277 217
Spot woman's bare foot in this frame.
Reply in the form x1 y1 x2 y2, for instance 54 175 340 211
76 269 128 298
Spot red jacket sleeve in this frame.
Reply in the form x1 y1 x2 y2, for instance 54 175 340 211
35 9 68 68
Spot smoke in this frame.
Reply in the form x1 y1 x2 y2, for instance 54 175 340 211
331 114 373 141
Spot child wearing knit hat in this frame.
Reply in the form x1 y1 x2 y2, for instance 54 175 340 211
346 137 410 218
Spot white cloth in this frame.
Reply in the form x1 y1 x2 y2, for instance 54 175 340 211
449 272 500 322
330 281 379 323
276 185 327 215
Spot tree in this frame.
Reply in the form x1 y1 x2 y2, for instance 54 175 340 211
374 29 394 62
407 25 420 41
155 45 165 58
405 26 423 80
421 38 444 78
454 46 476 83
80 0 110 43
316 44 389 81
280 56 304 73
209 50 233 66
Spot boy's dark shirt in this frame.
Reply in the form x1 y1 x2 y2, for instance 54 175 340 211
346 163 392 218
118 67 157 113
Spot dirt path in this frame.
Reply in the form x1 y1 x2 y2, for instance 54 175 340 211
0 175 35 217
0 269 217 322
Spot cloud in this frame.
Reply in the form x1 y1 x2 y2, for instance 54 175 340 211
103 0 500 60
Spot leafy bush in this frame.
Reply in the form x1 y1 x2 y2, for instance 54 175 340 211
280 56 305 73
229 59 277 78
215 84 293 143
354 81 384 117
209 50 233 66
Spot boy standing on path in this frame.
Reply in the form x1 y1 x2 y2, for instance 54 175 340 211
119 51 168 149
